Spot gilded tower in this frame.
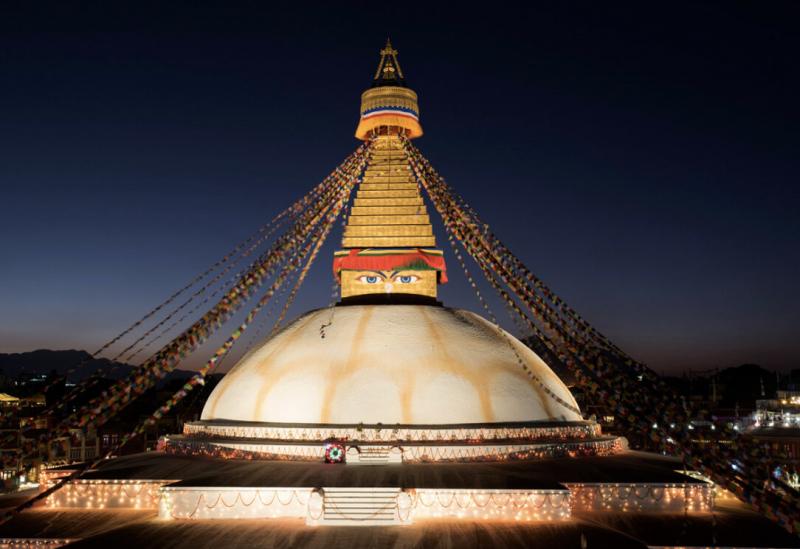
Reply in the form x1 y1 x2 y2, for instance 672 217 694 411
354 38 423 140
334 40 446 301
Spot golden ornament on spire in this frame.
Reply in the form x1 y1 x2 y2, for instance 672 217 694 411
374 38 405 81
355 40 423 140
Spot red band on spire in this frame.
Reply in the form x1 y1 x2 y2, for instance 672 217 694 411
333 249 448 284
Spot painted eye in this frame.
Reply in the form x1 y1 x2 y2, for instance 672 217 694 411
358 275 380 284
396 275 418 284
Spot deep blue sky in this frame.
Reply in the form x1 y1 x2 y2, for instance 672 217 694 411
1 2 798 373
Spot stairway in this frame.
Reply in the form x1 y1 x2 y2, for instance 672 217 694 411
319 487 402 525
346 445 403 465
354 446 391 464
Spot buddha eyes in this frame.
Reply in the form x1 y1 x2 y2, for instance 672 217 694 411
356 273 419 284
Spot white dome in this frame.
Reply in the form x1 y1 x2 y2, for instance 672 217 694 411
201 305 581 425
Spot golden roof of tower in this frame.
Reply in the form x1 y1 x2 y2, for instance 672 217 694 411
355 40 423 140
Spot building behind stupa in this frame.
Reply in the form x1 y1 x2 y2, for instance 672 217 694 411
4 41 798 549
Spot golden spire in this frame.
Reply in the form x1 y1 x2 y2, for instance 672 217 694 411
355 40 423 140
373 38 405 83
336 44 443 301
337 135 440 300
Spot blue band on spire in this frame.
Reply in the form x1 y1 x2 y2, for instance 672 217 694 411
361 105 419 118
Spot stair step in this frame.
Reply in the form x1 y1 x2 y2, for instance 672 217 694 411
324 501 396 506
357 190 420 198
310 487 405 526
324 506 395 510
359 184 416 191
342 236 437 247
348 215 429 225
324 496 396 499
323 489 400 496
324 501 394 505
344 225 432 238
350 206 426 215
318 518 398 525
353 198 423 206
324 495 397 499
323 490 399 493
324 507 395 512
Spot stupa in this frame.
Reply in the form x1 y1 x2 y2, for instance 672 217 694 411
176 39 611 469
7 41 798 549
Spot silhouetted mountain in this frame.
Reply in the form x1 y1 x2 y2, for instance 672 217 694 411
716 363 778 407
660 363 780 411
0 349 196 383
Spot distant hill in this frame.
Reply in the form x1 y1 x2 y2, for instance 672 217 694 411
0 349 196 383
715 363 778 407
661 363 782 410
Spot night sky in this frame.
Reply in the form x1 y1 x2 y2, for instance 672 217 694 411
1 2 798 374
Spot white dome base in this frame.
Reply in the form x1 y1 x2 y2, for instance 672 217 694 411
201 304 582 425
